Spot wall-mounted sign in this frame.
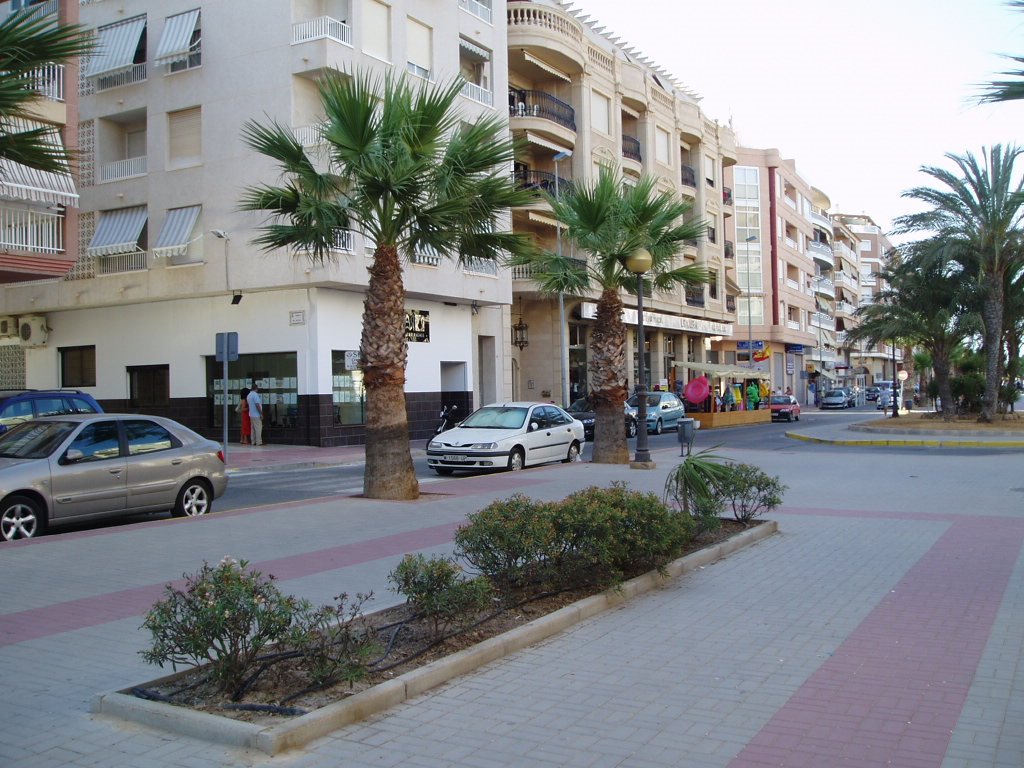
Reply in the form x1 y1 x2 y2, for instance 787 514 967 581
736 340 765 351
289 310 305 326
405 309 430 342
785 344 805 354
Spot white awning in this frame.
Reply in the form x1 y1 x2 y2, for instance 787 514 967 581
527 211 559 228
87 206 148 256
458 37 489 61
87 16 146 79
525 132 571 155
0 120 78 205
523 51 570 82
672 361 770 380
155 9 200 66
152 205 200 257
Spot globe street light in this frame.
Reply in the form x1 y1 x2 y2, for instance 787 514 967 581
625 247 654 467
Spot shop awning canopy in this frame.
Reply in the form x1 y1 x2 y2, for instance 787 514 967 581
154 9 200 66
86 16 146 79
87 206 148 256
673 360 770 380
152 205 200 257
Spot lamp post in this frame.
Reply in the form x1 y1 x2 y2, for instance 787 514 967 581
742 235 758 370
891 338 899 418
553 149 572 407
625 247 654 467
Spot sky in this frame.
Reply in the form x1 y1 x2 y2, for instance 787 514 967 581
568 0 1024 239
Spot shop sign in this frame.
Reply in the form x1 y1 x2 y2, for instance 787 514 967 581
405 309 430 342
785 344 805 354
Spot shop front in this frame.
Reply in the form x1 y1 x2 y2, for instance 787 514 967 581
673 361 772 428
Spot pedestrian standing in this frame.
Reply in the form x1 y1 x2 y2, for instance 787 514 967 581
238 386 251 445
247 383 264 446
746 381 761 411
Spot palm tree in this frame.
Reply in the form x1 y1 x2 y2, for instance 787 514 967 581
848 246 978 420
511 165 707 464
978 1 1024 104
893 145 1024 421
0 8 93 175
240 71 535 500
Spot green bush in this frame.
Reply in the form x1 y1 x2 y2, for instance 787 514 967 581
663 448 733 536
454 494 557 590
388 554 493 639
286 592 379 688
715 463 786 525
140 557 301 693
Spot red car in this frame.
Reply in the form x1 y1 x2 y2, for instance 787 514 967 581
769 395 801 422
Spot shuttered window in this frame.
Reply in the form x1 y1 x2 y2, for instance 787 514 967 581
406 17 431 79
61 346 97 388
168 107 201 167
363 1 390 62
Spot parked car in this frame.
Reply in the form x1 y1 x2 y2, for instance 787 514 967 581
769 395 801 422
0 389 103 435
625 391 686 434
566 398 638 440
864 386 880 401
425 402 585 475
819 389 850 409
0 413 228 541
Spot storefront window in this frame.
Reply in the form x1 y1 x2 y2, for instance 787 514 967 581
206 352 298 427
332 350 366 425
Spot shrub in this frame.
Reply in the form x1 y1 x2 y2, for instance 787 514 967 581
454 494 557 590
715 463 786 525
663 448 733 536
140 557 300 694
286 592 379 689
388 554 493 638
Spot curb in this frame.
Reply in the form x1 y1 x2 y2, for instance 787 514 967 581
785 431 1024 448
91 520 778 755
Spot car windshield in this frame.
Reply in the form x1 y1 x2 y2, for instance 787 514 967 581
770 396 791 405
459 406 528 429
825 390 845 398
626 394 661 408
0 420 77 459
567 398 593 413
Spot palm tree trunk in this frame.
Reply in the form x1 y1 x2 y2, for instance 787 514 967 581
980 281 1005 423
933 356 956 421
590 288 629 464
361 244 419 499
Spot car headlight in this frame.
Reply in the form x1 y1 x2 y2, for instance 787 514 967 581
471 442 497 450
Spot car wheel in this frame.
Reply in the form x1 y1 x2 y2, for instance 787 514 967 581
508 447 525 471
795 412 800 421
787 413 793 422
563 441 580 463
1 495 44 541
654 419 663 435
172 479 213 518
627 419 637 438
433 467 454 476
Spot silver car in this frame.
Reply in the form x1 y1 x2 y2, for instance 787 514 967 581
0 413 229 541
426 401 585 474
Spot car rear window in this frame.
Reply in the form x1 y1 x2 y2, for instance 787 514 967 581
34 397 67 417
125 420 179 455
69 396 100 414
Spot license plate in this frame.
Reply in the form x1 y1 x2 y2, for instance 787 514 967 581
443 454 467 462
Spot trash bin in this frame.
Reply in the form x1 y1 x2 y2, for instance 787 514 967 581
678 417 697 456
904 399 913 412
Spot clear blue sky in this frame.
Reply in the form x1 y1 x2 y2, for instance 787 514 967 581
571 0 1024 236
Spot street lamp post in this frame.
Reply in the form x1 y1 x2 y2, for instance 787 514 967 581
891 339 899 418
625 247 654 467
554 149 572 407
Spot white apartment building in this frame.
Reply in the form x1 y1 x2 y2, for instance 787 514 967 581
1 0 512 446
505 0 738 404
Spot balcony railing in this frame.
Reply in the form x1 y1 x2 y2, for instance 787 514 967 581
292 123 327 147
835 300 857 316
513 169 572 196
680 165 696 187
464 257 498 275
622 135 641 162
724 240 734 259
786 319 802 331
685 288 705 307
95 62 146 92
330 229 354 253
810 312 835 331
834 271 859 290
0 207 63 253
27 63 64 101
461 81 493 106
292 16 352 46
508 88 576 131
99 155 146 182
512 264 536 280
722 186 733 206
458 0 492 24
98 250 147 274
808 239 834 262
726 296 736 312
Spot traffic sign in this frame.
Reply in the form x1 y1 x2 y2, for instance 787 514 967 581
216 332 239 362
897 370 909 381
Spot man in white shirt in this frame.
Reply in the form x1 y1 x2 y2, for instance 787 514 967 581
247 383 264 446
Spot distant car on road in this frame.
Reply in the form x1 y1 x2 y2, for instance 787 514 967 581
769 395 801 422
426 402 585 475
0 413 228 541
565 397 637 440
819 389 850 409
865 386 880 401
626 391 686 434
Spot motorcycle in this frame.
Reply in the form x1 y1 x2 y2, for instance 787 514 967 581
427 405 459 447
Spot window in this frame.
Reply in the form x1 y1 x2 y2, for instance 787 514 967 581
655 127 670 165
591 90 610 135
734 166 760 203
67 421 120 462
155 9 201 73
364 0 391 61
205 352 298 428
738 296 764 325
707 223 717 244
406 17 432 79
61 346 96 387
168 107 201 168
128 365 169 407
125 419 178 455
704 155 716 187
332 350 365 425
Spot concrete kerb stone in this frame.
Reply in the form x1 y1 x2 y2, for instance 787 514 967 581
92 520 778 756
784 430 1024 448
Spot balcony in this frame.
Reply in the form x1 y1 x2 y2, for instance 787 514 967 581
810 312 835 331
507 3 585 71
95 62 146 92
27 63 64 101
513 169 571 197
786 319 802 331
835 331 848 344
680 165 696 188
812 276 835 299
622 135 641 163
97 250 148 274
464 257 498 276
0 207 63 254
459 0 492 24
461 81 493 106
724 240 734 259
685 287 705 307
508 89 575 131
99 155 146 183
722 187 733 206
809 208 831 231
292 16 352 46
292 122 327 147
834 271 859 290
834 300 857 317
807 239 834 267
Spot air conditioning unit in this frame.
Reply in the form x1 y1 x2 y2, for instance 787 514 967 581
0 316 16 338
18 315 49 347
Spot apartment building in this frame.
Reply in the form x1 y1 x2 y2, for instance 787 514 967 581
505 0 738 404
1 0 511 446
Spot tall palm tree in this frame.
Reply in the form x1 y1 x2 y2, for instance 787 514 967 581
893 145 1024 421
0 8 93 175
978 1 1024 104
511 165 707 464
240 71 535 499
848 246 978 421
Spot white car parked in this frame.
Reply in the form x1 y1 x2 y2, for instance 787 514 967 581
426 402 585 475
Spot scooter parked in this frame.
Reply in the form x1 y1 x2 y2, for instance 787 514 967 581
427 405 459 447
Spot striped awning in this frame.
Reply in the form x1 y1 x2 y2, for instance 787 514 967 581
152 205 200 257
87 206 148 256
155 9 200 66
459 38 490 60
525 132 571 155
523 51 570 82
86 16 146 79
527 211 559 228
0 120 78 206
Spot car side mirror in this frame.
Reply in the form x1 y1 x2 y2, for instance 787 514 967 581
529 421 540 432
61 448 84 465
